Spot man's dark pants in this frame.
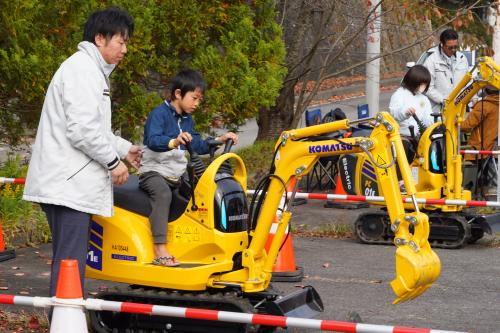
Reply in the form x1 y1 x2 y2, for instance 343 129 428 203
41 203 91 297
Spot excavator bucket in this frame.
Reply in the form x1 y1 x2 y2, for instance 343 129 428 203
391 243 441 304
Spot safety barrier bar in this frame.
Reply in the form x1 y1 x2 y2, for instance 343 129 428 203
0 177 25 184
247 190 500 208
2 178 498 208
0 294 470 333
460 149 500 155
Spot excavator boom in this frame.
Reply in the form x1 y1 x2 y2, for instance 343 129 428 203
443 57 500 199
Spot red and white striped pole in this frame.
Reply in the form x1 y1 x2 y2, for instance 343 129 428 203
2 178 499 208
247 190 500 208
460 149 500 155
0 293 471 333
0 177 25 184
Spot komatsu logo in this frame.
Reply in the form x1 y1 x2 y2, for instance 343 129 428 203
454 84 474 105
308 143 353 154
228 213 249 221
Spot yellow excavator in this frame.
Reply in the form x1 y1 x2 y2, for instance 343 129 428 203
342 57 500 248
86 112 440 332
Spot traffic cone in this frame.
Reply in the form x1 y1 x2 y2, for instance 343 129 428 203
50 259 88 333
264 177 304 282
324 174 369 209
265 219 304 282
0 223 15 262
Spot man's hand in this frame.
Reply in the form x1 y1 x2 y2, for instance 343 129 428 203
111 161 129 185
125 145 142 169
218 132 239 144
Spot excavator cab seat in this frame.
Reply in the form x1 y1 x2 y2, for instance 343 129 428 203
427 125 446 174
113 175 189 221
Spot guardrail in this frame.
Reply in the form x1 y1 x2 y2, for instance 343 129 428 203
1 178 499 208
247 190 500 208
0 293 471 333
460 149 500 155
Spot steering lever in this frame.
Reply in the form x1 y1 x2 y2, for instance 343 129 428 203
185 142 198 211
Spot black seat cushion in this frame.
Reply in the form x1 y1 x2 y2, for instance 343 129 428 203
113 175 152 217
113 175 190 221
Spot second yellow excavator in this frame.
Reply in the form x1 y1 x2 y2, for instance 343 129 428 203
340 57 500 248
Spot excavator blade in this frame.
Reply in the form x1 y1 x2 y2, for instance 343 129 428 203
391 243 441 304
264 285 324 318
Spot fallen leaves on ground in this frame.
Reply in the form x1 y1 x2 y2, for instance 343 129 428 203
294 225 354 239
0 310 48 333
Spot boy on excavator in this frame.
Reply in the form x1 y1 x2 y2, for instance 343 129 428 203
139 69 238 267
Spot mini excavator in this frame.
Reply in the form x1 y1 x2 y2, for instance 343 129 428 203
86 112 440 332
342 57 500 249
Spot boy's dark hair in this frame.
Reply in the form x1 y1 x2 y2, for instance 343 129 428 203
83 7 134 44
440 28 459 44
170 69 206 100
402 65 431 95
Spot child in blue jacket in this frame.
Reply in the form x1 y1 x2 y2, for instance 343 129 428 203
139 69 238 266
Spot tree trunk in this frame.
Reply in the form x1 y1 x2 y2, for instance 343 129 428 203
256 83 296 140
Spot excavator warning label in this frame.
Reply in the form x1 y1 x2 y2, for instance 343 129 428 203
376 155 386 166
169 225 201 242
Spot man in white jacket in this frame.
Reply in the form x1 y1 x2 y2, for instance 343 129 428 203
422 28 469 112
23 7 141 298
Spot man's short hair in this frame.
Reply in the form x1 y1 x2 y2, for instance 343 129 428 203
402 65 431 95
170 70 206 100
440 28 459 44
83 7 134 44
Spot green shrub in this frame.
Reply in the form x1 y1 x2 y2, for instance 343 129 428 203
0 155 50 247
0 139 278 246
235 139 276 188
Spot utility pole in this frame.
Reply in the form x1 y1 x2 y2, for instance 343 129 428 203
489 2 500 200
366 0 381 115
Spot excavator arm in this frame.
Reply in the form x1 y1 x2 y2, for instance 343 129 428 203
442 56 500 199
211 112 440 304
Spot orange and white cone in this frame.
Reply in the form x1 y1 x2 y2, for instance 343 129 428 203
50 259 88 333
0 223 15 262
264 178 304 282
